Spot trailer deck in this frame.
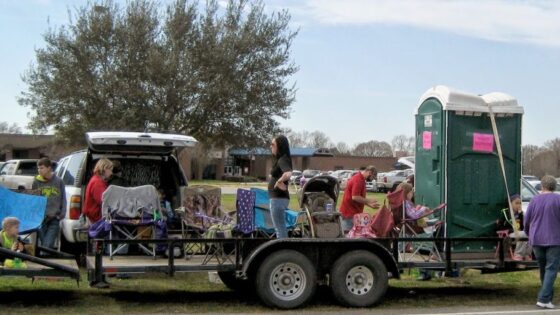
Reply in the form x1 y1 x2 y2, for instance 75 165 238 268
0 247 80 282
85 255 236 274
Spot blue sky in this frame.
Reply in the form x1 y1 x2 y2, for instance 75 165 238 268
1 0 560 147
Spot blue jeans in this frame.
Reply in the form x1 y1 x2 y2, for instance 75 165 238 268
342 217 354 233
39 218 60 249
533 246 560 304
270 198 289 239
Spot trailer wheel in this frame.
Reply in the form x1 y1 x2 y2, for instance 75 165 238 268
218 271 253 292
255 249 317 309
330 250 388 307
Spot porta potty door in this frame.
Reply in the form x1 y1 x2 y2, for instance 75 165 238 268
446 111 522 252
415 98 445 212
415 86 523 254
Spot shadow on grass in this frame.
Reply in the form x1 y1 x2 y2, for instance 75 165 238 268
0 283 533 310
108 289 261 305
0 290 82 307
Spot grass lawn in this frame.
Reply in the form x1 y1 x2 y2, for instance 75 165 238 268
0 268 553 314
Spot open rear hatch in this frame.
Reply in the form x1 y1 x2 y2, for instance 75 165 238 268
86 132 198 155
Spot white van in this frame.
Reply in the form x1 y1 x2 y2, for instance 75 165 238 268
55 132 197 247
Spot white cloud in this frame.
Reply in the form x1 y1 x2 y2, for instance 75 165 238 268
295 0 560 47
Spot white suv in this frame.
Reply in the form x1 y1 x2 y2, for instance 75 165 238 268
55 132 197 247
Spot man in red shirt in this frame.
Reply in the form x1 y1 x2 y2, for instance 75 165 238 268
340 166 379 232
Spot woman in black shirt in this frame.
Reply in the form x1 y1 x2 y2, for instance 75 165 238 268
268 135 293 238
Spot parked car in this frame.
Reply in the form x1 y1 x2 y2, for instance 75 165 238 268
530 181 560 194
366 179 378 192
55 132 197 248
338 171 376 192
521 178 539 212
339 171 358 190
395 156 415 169
331 169 353 182
0 159 40 190
522 175 540 190
376 169 413 192
289 170 302 183
298 169 320 186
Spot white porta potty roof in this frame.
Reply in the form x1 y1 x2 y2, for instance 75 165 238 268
415 85 524 114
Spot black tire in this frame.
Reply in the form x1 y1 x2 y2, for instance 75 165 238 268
255 249 317 309
218 271 253 292
330 250 388 307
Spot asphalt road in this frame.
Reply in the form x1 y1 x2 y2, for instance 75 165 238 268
146 306 560 315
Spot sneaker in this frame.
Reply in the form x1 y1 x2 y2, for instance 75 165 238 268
536 301 555 309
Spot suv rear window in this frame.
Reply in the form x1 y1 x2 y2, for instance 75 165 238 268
63 152 86 186
18 162 38 175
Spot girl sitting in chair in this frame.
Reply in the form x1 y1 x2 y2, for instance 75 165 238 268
496 194 532 261
399 183 439 230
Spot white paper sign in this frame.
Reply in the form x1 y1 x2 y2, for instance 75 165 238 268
424 115 433 127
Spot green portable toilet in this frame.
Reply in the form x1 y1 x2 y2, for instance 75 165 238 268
414 85 523 253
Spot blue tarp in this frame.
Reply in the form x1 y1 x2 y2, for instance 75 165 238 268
0 186 46 234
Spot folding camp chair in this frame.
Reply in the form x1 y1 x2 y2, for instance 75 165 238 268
235 188 256 236
0 186 46 257
386 188 445 262
250 188 306 238
176 186 235 261
101 185 165 260
179 185 233 238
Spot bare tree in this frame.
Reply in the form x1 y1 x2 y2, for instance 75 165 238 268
522 144 543 175
335 141 350 155
283 129 333 148
391 134 414 155
310 131 332 148
283 128 307 147
352 140 392 157
544 138 560 154
0 122 22 134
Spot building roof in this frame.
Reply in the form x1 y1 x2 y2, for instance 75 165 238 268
416 85 524 114
0 133 55 149
229 147 333 157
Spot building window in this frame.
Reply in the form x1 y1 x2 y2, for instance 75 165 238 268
13 150 29 159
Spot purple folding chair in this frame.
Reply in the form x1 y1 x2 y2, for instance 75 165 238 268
235 189 256 235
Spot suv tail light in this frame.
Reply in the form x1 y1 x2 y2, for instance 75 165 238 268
383 176 387 183
69 195 81 220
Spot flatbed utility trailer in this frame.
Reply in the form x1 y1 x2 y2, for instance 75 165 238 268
0 247 80 284
86 235 537 309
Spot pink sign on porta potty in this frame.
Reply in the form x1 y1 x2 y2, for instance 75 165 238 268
422 131 432 150
472 133 494 152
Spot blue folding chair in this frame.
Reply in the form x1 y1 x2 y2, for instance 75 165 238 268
250 188 306 238
0 186 46 255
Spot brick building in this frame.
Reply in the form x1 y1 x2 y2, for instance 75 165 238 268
0 133 56 160
228 147 397 180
